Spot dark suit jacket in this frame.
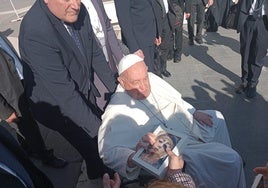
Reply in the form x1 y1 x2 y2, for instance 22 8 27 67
237 0 268 32
153 0 190 35
19 0 117 137
0 121 53 188
170 0 191 13
114 0 157 53
90 0 124 73
152 0 169 38
237 0 259 33
0 35 25 119
202 0 208 6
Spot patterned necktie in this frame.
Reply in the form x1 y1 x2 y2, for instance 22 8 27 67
66 24 84 55
254 0 264 14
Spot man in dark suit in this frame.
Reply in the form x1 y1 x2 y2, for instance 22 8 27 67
152 0 189 76
114 0 157 74
0 120 53 188
152 0 173 77
0 34 67 168
235 0 268 98
19 0 117 179
168 0 191 63
187 0 213 45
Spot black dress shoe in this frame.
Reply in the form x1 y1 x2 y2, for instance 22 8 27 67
42 156 68 168
21 144 68 168
162 70 171 77
167 52 173 61
246 85 257 98
188 39 194 46
235 83 247 94
155 71 163 78
195 38 203 44
41 149 68 168
173 56 181 63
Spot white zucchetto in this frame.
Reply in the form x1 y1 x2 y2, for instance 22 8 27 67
118 54 144 75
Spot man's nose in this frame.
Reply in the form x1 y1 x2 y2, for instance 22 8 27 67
70 0 81 10
139 82 146 91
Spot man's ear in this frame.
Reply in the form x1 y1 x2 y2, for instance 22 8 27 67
44 0 48 4
117 76 125 88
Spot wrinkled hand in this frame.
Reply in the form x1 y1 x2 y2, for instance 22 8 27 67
253 163 268 180
136 132 156 151
5 112 18 123
134 49 145 59
128 133 157 168
207 0 213 7
102 173 121 188
166 148 184 175
193 111 213 126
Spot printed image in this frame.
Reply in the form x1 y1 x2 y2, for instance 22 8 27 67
138 130 181 169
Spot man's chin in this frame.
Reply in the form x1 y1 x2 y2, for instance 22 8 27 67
64 16 78 24
136 94 149 100
127 91 150 100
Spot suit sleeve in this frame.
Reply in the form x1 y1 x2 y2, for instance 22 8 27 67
0 94 15 120
0 51 15 119
0 49 23 118
20 31 102 137
152 1 164 38
114 0 140 53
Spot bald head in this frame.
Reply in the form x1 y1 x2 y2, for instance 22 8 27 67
117 54 151 100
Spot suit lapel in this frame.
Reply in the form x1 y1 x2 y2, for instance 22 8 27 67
75 4 92 69
157 0 165 11
41 0 88 67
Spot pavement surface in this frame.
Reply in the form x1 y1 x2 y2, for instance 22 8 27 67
1 1 268 188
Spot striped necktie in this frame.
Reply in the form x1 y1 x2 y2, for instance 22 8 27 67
66 24 84 55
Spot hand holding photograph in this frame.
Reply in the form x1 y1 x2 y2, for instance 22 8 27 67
251 174 264 188
132 125 187 178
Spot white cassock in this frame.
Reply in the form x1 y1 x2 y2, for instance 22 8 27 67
98 73 246 188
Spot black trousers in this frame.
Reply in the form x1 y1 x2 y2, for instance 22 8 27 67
240 15 268 85
155 15 172 74
122 34 155 74
142 44 155 74
187 0 206 40
6 92 48 158
37 111 109 179
17 100 47 157
168 2 184 59
173 16 184 58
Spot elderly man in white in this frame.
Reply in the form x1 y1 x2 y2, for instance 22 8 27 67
98 54 246 188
